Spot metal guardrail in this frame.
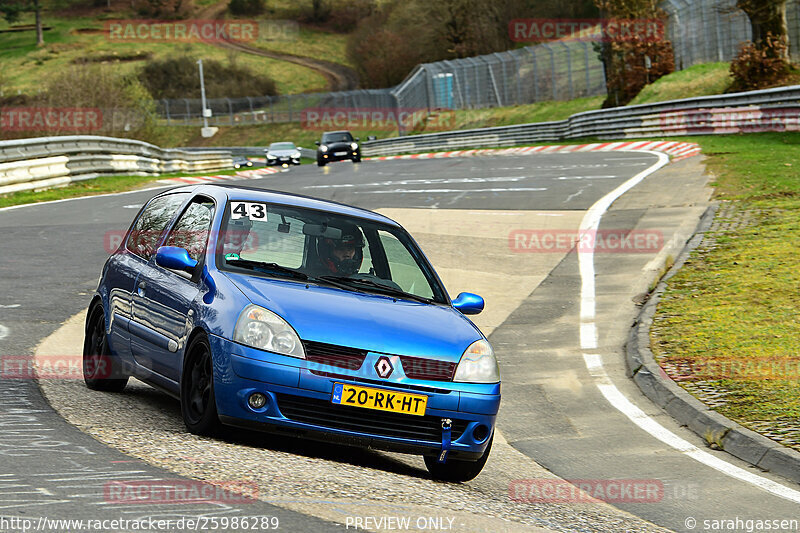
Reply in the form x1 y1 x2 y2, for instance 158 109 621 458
361 85 800 156
0 135 233 195
179 146 317 159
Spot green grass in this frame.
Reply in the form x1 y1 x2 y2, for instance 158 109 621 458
652 132 800 445
628 62 733 106
0 167 241 208
246 25 353 67
0 14 328 95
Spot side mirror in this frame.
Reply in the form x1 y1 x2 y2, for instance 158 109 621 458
355 137 360 141
156 246 198 272
314 141 320 146
452 292 484 315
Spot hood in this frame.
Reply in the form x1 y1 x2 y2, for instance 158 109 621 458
267 149 299 157
323 141 354 150
224 272 481 361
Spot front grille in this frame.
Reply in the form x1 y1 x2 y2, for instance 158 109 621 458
276 393 468 443
303 340 367 371
399 355 456 381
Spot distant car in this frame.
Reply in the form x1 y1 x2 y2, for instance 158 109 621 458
266 142 301 166
233 156 253 170
316 131 360 167
84 184 500 482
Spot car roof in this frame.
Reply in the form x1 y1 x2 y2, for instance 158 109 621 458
322 131 352 135
166 184 400 227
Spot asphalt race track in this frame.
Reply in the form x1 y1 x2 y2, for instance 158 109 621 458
1 153 798 532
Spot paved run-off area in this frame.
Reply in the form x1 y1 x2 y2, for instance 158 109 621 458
4 151 800 532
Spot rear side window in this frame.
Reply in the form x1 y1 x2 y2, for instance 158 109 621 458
126 194 188 260
164 197 216 262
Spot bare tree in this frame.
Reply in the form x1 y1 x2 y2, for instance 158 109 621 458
736 0 789 59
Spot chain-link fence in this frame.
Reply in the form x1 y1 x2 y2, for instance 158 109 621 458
662 0 800 69
158 1 800 128
158 39 606 126
392 40 606 110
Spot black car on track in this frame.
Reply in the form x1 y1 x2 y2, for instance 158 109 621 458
315 131 361 167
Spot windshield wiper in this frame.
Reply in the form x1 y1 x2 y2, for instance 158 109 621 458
318 276 435 304
226 259 308 280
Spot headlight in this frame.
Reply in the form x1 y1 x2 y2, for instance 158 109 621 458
350 142 359 150
292 152 301 158
453 339 499 383
320 145 328 152
233 305 305 359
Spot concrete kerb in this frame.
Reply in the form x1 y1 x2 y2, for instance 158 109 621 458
626 202 800 484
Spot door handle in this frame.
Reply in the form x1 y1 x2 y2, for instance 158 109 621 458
137 281 146 297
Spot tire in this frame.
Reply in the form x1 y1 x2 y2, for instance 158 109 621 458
424 435 493 482
180 333 222 436
317 160 326 167
352 157 361 164
83 303 128 392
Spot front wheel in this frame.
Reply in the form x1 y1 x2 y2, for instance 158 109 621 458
181 333 222 436
83 303 128 392
352 157 361 164
424 435 493 482
317 160 326 167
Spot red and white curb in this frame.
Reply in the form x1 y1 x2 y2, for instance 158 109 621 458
366 140 702 163
157 167 280 185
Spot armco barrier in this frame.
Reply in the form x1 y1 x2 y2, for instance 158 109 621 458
0 135 232 195
361 85 800 157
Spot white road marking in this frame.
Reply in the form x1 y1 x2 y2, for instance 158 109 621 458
0 325 8 340
307 176 532 188
122 204 141 209
355 187 548 194
578 150 800 504
0 304 20 309
556 175 619 180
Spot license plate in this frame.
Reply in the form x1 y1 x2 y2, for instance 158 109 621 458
331 383 427 416
334 151 348 156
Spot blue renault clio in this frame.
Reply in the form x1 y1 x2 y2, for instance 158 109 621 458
84 184 500 481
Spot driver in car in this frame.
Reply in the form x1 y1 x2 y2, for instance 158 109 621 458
222 217 253 260
314 222 365 276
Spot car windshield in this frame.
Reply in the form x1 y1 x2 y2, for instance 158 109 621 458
322 133 353 144
269 143 296 150
217 200 446 304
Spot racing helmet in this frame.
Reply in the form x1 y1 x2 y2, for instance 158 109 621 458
317 221 364 275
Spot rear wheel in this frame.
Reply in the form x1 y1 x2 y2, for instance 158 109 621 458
181 333 222 436
424 435 493 482
83 303 128 392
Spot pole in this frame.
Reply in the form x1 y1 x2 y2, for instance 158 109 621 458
198 59 209 129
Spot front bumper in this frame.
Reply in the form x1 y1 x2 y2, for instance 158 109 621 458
210 335 499 459
317 149 359 163
266 156 301 166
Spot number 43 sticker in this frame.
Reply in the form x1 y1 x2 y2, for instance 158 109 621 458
231 202 267 220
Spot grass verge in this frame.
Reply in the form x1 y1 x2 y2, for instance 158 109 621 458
0 167 242 209
651 132 800 450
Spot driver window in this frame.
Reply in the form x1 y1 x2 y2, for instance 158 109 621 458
164 198 215 262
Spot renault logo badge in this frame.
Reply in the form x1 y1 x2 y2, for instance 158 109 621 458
375 356 393 378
